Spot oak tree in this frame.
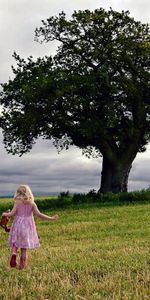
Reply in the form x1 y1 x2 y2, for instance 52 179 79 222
1 8 150 192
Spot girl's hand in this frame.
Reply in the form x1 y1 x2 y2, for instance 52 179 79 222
2 210 10 217
52 214 59 220
2 212 7 217
2 209 11 217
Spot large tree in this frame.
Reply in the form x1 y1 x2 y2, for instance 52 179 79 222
0 8 150 193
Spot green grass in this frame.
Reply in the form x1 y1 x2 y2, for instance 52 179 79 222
0 197 150 299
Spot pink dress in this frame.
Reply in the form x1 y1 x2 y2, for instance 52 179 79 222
8 203 40 248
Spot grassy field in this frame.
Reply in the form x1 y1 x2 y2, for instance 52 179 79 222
0 197 150 299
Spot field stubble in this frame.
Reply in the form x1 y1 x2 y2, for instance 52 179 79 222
0 197 150 299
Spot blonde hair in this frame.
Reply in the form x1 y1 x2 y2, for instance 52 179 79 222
14 185 34 204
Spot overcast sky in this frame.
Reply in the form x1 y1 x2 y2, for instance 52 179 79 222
0 0 149 196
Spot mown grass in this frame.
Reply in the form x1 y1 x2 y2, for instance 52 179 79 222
0 196 150 299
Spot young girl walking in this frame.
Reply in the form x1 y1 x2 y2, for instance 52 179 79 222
2 184 59 270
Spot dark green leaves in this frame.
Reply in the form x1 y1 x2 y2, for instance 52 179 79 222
0 8 150 158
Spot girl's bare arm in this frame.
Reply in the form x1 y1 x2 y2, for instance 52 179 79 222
2 204 17 217
33 203 59 221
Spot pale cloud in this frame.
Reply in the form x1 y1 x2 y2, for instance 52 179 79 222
102 0 150 22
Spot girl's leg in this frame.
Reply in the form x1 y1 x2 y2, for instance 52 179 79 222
19 248 27 270
10 245 18 267
12 245 18 255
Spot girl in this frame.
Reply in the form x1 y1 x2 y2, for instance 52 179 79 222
2 184 59 270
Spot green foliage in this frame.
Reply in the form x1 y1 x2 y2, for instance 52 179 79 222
0 8 149 157
59 190 71 199
72 190 150 204
26 190 150 207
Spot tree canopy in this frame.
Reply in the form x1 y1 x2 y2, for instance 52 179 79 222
0 8 150 192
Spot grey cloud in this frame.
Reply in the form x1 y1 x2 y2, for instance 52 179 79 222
1 130 150 195
0 131 101 195
129 159 150 183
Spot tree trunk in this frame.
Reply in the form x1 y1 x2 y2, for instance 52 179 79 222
99 156 132 193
